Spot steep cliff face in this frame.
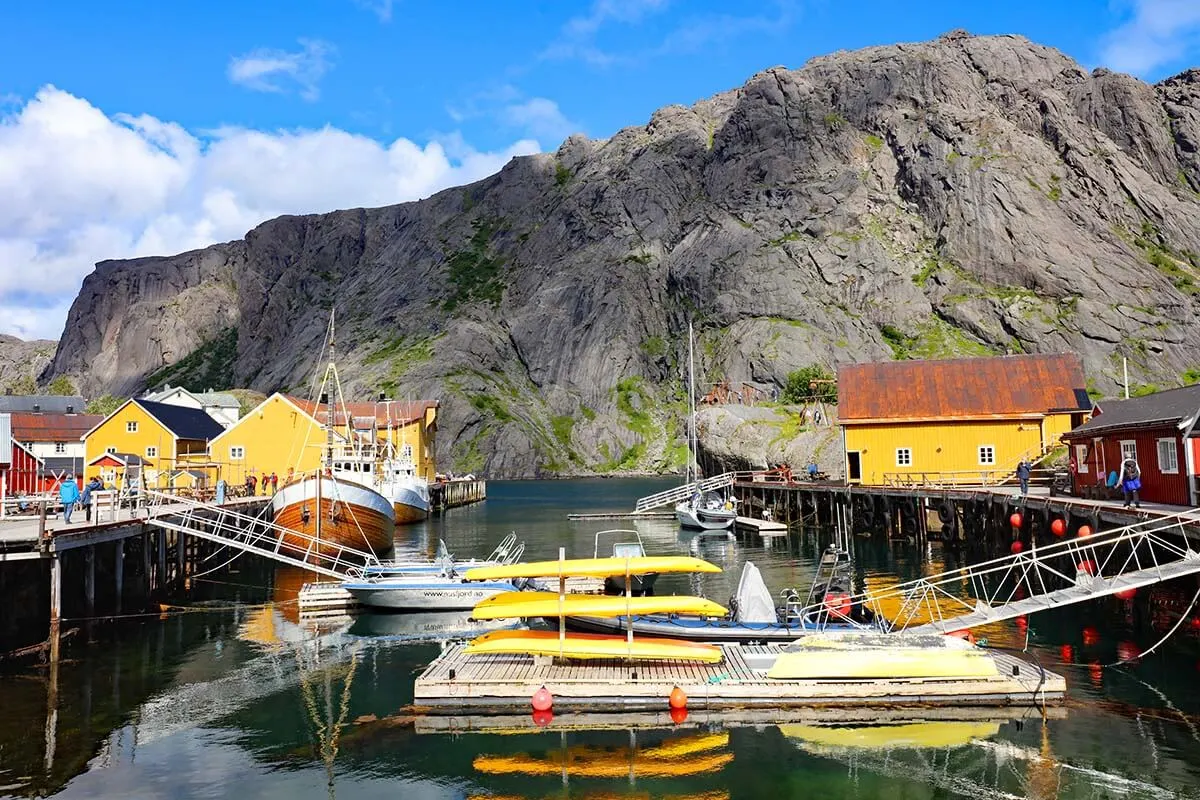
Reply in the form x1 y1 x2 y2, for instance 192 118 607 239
0 335 56 394
43 32 1200 477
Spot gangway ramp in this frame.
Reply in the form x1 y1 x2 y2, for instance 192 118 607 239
634 472 736 513
798 512 1200 635
143 490 380 579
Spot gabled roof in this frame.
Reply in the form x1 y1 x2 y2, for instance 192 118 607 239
145 385 240 409
135 399 226 440
89 452 146 467
289 397 438 428
0 395 86 414
838 354 1090 422
1063 384 1200 438
9 412 103 442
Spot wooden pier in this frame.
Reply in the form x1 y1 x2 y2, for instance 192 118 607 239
412 643 1064 714
733 515 788 537
430 478 487 512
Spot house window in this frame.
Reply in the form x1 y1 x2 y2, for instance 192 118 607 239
230 446 245 461
895 448 912 467
145 446 158 459
126 421 138 433
1074 444 1088 473
1157 438 1179 474
106 446 117 454
978 445 995 466
402 444 413 461
1120 440 1137 464
54 442 66 454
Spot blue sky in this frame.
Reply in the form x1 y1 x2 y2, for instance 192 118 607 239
2 0 1199 340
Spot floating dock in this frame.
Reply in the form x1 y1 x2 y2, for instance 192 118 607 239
412 643 1064 713
567 511 676 521
733 516 788 536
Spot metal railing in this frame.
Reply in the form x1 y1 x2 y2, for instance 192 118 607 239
633 472 738 513
795 512 1200 634
143 490 379 579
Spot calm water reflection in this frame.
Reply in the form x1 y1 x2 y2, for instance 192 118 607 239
2 478 1199 799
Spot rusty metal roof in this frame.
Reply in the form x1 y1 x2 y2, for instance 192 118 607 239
288 397 438 428
838 354 1090 422
9 412 104 442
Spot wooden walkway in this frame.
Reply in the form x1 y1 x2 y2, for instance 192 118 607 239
413 643 1064 714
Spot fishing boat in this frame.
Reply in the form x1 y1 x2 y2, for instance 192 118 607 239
595 529 659 595
342 541 516 611
271 314 395 560
564 550 881 642
376 401 432 524
675 323 734 531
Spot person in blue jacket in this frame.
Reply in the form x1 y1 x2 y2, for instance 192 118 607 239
59 476 81 524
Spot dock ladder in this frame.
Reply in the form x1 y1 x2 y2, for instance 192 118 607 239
796 511 1200 634
142 490 380 579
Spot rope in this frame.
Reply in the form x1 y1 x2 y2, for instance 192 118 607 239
1105 584 1200 667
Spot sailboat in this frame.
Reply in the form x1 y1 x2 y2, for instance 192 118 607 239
271 313 396 560
376 400 431 524
676 323 734 531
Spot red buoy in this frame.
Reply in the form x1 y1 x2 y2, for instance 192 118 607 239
947 630 976 645
1009 512 1023 529
1082 626 1100 646
1050 519 1066 536
823 592 852 618
1117 641 1141 663
531 686 553 712
1077 525 1093 538
1015 615 1028 630
1077 560 1096 576
670 705 689 725
532 708 554 727
1010 540 1024 554
668 686 688 709
1115 587 1136 600
1059 644 1074 663
1088 663 1103 686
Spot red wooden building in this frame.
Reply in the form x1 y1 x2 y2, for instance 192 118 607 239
1062 385 1200 507
1 413 45 500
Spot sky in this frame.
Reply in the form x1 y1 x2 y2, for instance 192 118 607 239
2 0 1200 341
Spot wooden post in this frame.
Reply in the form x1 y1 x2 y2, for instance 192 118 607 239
157 531 166 589
85 545 96 616
114 540 124 615
48 555 62 664
44 653 58 774
176 532 185 582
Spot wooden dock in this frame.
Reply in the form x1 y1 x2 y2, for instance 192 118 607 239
412 643 1064 714
568 511 676 521
733 516 788 537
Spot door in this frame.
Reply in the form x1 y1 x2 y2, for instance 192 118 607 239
846 451 862 482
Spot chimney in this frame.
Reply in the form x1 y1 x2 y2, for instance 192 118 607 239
33 403 40 413
66 405 74 414
378 392 386 402
319 392 328 405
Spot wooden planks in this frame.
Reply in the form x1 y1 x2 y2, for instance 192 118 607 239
413 643 1068 713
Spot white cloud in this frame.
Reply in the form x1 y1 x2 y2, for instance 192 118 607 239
543 0 670 65
228 39 334 101
1101 0 1200 76
353 0 395 22
0 86 540 340
503 98 579 142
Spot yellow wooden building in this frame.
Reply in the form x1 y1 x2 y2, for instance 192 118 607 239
207 394 439 484
82 398 225 489
837 354 1090 486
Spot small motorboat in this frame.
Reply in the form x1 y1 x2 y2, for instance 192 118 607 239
341 546 516 611
359 535 524 579
594 529 659 596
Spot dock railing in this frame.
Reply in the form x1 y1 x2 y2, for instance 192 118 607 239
795 511 1200 634
633 472 738 513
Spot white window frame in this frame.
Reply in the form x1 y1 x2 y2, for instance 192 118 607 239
895 448 912 467
1074 444 1088 473
1157 438 1179 474
1120 440 1137 464
145 446 158 459
54 441 66 454
230 446 245 461
978 445 996 466
126 421 138 433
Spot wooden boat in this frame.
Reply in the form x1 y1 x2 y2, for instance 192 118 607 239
378 451 431 524
762 633 997 680
463 630 723 662
271 471 395 559
464 555 720 581
470 591 728 620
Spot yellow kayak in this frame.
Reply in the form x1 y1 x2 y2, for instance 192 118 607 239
472 749 733 778
766 646 998 680
464 555 721 581
471 591 728 620
464 630 724 662
780 721 1001 751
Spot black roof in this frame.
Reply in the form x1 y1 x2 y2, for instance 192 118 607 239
1065 384 1200 438
135 399 225 441
0 395 86 414
40 457 82 475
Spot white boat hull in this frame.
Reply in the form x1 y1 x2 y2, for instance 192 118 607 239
342 578 513 611
677 503 733 530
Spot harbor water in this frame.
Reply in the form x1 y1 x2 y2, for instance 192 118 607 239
2 477 1199 799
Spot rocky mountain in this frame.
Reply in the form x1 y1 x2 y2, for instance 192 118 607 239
40 31 1200 478
1 335 56 395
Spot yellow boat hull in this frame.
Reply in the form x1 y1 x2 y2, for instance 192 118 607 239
471 591 728 620
464 556 720 581
780 721 1001 750
464 630 724 662
766 648 998 680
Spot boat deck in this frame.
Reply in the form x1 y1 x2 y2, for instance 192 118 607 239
413 643 1064 714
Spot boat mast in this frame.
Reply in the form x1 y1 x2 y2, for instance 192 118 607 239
687 322 697 487
325 311 336 472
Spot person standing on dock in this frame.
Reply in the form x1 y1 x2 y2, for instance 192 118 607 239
1121 459 1142 509
81 475 103 522
59 475 81 524
1016 460 1032 497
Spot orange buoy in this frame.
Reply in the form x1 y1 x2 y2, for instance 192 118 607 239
1009 512 1023 528
1050 518 1066 536
1010 540 1024 554
670 705 689 725
1077 525 1093 538
1115 587 1136 600
532 708 554 727
668 686 688 709
531 685 553 712
947 629 976 645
